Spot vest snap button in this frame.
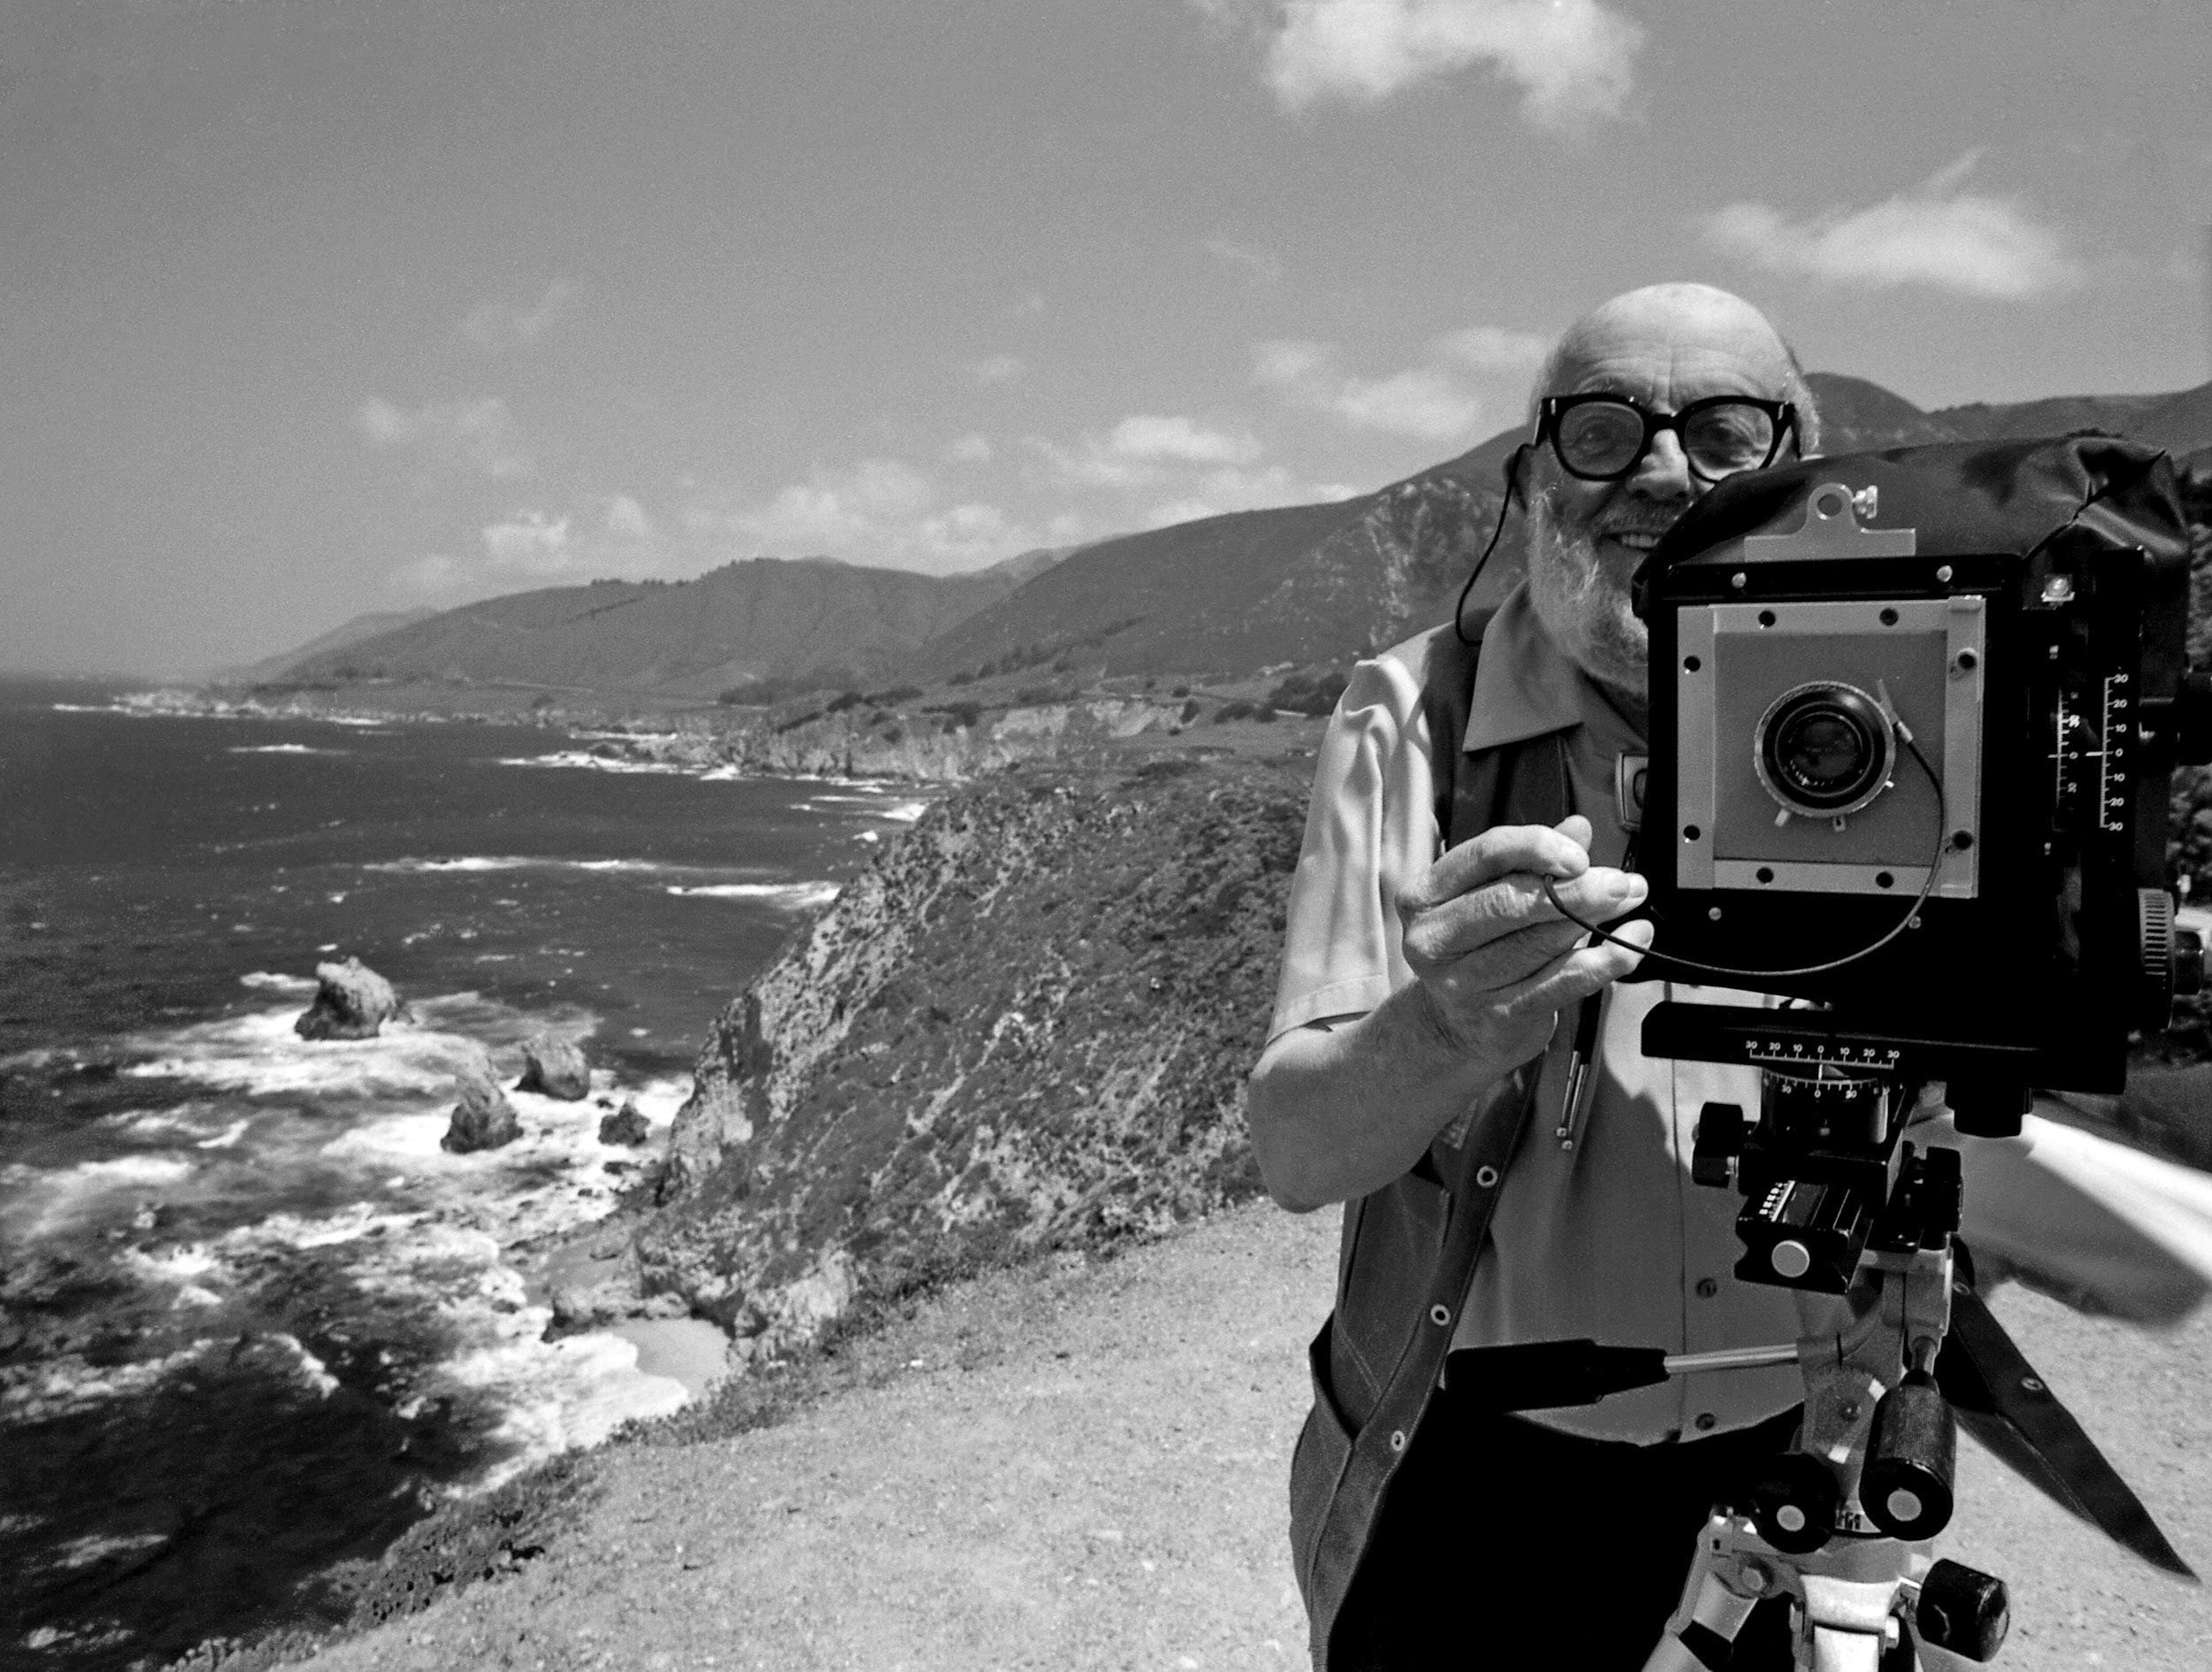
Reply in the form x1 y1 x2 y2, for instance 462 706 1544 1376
1474 1165 1500 1188
1388 1430 1407 1453
1429 1304 1451 1327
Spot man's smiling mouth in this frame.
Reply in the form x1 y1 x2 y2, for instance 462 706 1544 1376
1604 528 1669 552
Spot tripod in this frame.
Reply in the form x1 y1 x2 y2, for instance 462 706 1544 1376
1640 1226 2007 1669
1467 1066 2010 1667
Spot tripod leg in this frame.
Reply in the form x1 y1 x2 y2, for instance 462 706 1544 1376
1643 1515 1764 1672
1804 1573 1904 1672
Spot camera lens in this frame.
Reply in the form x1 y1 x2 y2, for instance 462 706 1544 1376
1754 683 1893 817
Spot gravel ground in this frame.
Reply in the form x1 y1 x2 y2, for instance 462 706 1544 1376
290 1201 2208 1671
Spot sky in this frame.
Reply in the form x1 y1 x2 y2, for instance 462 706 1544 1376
5 0 2210 676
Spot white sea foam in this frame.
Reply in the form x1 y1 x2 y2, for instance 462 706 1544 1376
0 1346 208 1422
364 855 745 879
366 855 532 873
495 751 703 777
445 1328 690 1492
53 1531 171 1569
3 985 703 1490
120 1008 484 1100
227 744 344 755
879 801 929 823
665 882 840 907
240 970 319 993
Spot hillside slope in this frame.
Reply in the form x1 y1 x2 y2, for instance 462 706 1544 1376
223 608 438 684
633 755 1307 1356
274 549 1071 696
911 441 1525 682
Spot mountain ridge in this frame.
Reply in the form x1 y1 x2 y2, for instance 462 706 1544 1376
247 374 2212 697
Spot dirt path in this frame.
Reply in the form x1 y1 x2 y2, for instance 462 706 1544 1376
293 1201 2209 1671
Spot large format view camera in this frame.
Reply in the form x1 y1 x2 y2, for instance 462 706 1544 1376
1632 435 2211 1141
1490 436 2207 1667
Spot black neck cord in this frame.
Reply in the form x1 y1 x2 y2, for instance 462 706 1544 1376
1455 445 1530 647
1545 726 1950 984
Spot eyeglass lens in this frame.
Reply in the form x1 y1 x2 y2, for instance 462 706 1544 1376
1555 398 1777 479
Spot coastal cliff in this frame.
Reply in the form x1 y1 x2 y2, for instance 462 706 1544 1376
620 694 1194 783
632 752 1310 1360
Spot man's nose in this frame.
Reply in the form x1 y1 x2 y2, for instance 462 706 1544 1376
1630 428 1694 502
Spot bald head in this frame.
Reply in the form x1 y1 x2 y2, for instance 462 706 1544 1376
1529 284 1816 446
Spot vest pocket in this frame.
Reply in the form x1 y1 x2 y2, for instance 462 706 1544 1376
1289 1316 1356 1611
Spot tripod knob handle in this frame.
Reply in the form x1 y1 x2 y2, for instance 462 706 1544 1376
1747 1453 1838 1555
1913 1558 2010 1662
1863 1372 1955 1540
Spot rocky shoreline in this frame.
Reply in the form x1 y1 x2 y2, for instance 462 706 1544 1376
107 679 1231 786
138 727 1319 1670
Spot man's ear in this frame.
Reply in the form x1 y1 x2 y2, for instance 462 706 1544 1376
1502 442 1531 509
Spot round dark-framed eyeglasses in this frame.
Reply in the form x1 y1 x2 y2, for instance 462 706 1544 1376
1534 393 1800 484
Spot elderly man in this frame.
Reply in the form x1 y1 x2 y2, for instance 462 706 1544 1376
1249 283 1839 1669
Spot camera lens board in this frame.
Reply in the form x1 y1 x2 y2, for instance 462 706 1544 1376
1675 595 1985 900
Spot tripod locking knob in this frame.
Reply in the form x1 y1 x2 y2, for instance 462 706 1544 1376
1692 1101 1745 1188
1747 1452 1839 1555
1863 1369 1955 1540
1913 1558 2010 1663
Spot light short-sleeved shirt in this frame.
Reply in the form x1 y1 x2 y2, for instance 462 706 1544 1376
1269 584 1816 1444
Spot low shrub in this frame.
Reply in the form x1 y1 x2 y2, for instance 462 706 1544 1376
1267 669 1349 717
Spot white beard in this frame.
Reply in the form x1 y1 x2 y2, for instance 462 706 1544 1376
1525 492 1649 701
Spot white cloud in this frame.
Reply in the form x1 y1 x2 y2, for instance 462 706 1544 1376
1205 237 1284 284
711 457 1049 572
972 353 1026 387
1696 152 2083 301
1029 414 1267 489
388 495 670 598
946 433 995 464
482 511 576 579
1435 325 1550 372
387 553 465 596
602 494 656 542
460 280 581 349
1213 0 1644 130
355 395 532 479
1104 414 1263 466
1255 329 1543 441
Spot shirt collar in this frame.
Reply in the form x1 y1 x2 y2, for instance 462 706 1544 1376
1461 582 1591 754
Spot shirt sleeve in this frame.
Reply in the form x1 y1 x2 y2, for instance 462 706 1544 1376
1953 1109 2212 1323
1266 653 1440 1043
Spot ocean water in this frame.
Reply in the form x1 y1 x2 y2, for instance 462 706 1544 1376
0 679 928 1668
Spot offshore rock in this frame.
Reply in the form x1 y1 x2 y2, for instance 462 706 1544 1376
598 1101 650 1147
517 1033 591 1101
293 956 403 1040
635 754 1306 1360
442 1053 522 1154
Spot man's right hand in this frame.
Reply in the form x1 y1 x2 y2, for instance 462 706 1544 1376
1396 812 1652 1072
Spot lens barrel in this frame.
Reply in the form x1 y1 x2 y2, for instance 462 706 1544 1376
1753 681 1893 818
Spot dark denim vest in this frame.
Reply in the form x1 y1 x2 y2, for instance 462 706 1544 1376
1286 618 1571 1669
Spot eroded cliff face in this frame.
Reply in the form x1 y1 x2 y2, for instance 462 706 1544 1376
634 755 1308 1360
1249 472 1513 654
